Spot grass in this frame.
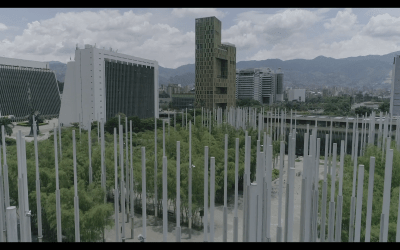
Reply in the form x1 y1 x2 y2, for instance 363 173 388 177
16 122 48 127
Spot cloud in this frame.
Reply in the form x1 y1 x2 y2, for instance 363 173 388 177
0 9 195 68
361 13 400 39
223 9 322 51
324 8 360 37
171 8 226 19
0 23 7 31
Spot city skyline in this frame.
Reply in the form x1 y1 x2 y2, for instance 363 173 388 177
1 8 400 69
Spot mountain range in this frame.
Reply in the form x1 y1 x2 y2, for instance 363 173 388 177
48 51 399 90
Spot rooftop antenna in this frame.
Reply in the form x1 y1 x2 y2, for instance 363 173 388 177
94 43 96 48
76 43 78 50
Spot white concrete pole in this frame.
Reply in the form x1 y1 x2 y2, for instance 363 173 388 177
335 140 345 242
6 206 17 242
257 151 265 242
168 110 170 137
141 147 147 242
234 139 239 242
359 116 364 157
59 122 62 159
16 132 25 242
174 111 176 130
125 119 129 223
354 164 364 242
223 134 228 242
265 144 272 241
345 117 348 154
328 143 337 242
101 119 106 203
97 113 100 144
321 134 329 242
54 126 62 242
176 142 181 242
162 156 167 242
119 125 126 242
113 128 120 242
130 120 134 239
349 129 359 242
381 145 393 242
284 138 296 242
33 118 42 242
365 157 375 242
0 143 4 242
210 157 215 242
79 113 81 142
154 118 158 219
72 130 80 242
88 121 92 184
2 126 10 208
242 132 248 242
186 108 188 130
189 121 192 239
203 146 208 242
21 134 31 242
277 141 285 242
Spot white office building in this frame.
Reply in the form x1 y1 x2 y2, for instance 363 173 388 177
59 44 159 129
288 89 306 102
391 55 400 116
236 67 283 105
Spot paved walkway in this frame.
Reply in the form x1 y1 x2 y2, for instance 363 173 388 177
8 118 60 142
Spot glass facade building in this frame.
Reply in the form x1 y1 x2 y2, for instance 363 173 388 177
0 61 61 121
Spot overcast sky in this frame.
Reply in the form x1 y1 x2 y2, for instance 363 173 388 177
1 8 400 68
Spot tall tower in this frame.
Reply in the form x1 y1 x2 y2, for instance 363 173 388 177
195 16 236 110
390 55 400 116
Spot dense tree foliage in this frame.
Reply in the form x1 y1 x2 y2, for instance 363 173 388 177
319 142 400 242
6 114 280 241
236 99 262 107
354 106 373 117
379 101 390 114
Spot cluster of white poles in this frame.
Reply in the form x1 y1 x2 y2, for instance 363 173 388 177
0 107 399 242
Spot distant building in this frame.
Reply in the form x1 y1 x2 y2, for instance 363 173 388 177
0 56 61 121
391 55 400 116
171 93 195 110
235 67 284 105
288 89 306 102
195 16 236 110
59 44 158 129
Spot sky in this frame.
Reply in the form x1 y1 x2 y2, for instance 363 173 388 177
1 8 400 69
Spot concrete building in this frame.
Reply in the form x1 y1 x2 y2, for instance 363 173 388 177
235 67 283 105
59 44 158 129
195 16 236 110
391 55 400 116
171 93 195 110
0 56 61 121
288 89 306 102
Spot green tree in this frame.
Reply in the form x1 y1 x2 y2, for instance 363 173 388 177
355 106 373 117
379 101 390 113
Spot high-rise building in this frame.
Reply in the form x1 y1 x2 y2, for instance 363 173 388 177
235 67 283 105
0 56 61 121
195 16 236 110
288 89 306 102
391 55 400 116
59 44 158 129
